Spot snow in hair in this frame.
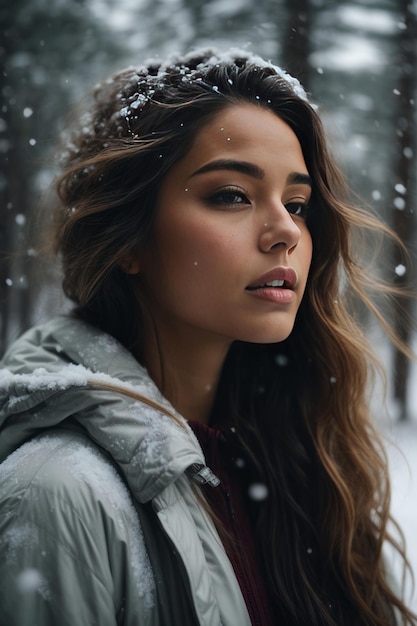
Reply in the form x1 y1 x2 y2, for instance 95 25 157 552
116 46 309 120
156 47 308 100
61 48 310 164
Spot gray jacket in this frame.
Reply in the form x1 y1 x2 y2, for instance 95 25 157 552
0 315 251 626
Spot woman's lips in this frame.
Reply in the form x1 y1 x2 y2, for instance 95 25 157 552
246 286 296 303
246 267 297 291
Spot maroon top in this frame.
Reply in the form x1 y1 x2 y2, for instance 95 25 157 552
189 420 277 625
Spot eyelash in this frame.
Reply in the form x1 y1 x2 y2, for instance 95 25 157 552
285 202 309 218
205 187 310 217
205 187 249 208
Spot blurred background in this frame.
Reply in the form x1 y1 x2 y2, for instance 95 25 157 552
1 0 416 610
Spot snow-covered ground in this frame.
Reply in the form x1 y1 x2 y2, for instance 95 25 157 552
375 338 417 614
383 417 417 613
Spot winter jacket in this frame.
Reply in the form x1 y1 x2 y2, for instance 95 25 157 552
0 315 252 626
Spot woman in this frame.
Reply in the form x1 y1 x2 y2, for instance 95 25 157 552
0 48 415 625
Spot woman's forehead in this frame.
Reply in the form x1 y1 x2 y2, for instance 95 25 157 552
167 104 308 183
154 104 310 197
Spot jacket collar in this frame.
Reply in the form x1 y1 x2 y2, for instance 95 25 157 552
0 315 214 502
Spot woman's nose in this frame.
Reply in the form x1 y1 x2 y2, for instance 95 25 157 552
258 203 301 253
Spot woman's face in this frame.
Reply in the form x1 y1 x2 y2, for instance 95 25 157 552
135 103 313 351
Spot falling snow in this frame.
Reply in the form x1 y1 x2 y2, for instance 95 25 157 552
16 568 49 597
275 354 289 367
248 482 268 501
395 264 407 277
394 183 406 195
393 197 406 210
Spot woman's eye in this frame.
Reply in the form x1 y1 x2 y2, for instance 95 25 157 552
206 188 250 207
285 202 309 217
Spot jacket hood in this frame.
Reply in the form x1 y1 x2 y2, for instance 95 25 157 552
0 315 212 502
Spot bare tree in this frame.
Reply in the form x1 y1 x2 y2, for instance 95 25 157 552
0 20 13 354
0 0 35 355
0 0 123 356
391 0 417 419
281 0 312 91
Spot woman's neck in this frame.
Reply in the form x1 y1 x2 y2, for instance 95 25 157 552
160 360 220 423
139 328 230 423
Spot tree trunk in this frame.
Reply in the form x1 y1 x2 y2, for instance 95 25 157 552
0 24 14 356
391 0 417 420
0 17 34 356
281 0 312 91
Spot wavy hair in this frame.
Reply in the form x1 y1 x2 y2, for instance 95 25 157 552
53 48 416 625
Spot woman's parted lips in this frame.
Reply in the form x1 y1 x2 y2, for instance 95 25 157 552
246 267 297 290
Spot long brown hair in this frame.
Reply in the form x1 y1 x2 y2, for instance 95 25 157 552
53 48 416 625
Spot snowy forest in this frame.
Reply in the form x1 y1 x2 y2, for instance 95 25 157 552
1 0 416 609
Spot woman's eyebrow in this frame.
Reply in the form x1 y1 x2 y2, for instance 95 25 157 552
287 172 312 187
189 159 265 180
189 160 312 188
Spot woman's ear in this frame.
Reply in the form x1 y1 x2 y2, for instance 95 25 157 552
118 256 141 275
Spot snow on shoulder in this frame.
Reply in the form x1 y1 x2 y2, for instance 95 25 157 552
0 433 155 610
0 363 181 419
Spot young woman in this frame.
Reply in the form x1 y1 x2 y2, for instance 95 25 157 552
0 48 415 625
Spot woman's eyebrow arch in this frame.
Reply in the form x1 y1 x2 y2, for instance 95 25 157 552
189 160 312 188
189 159 265 179
287 172 312 186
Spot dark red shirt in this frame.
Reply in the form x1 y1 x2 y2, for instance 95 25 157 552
189 420 277 626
